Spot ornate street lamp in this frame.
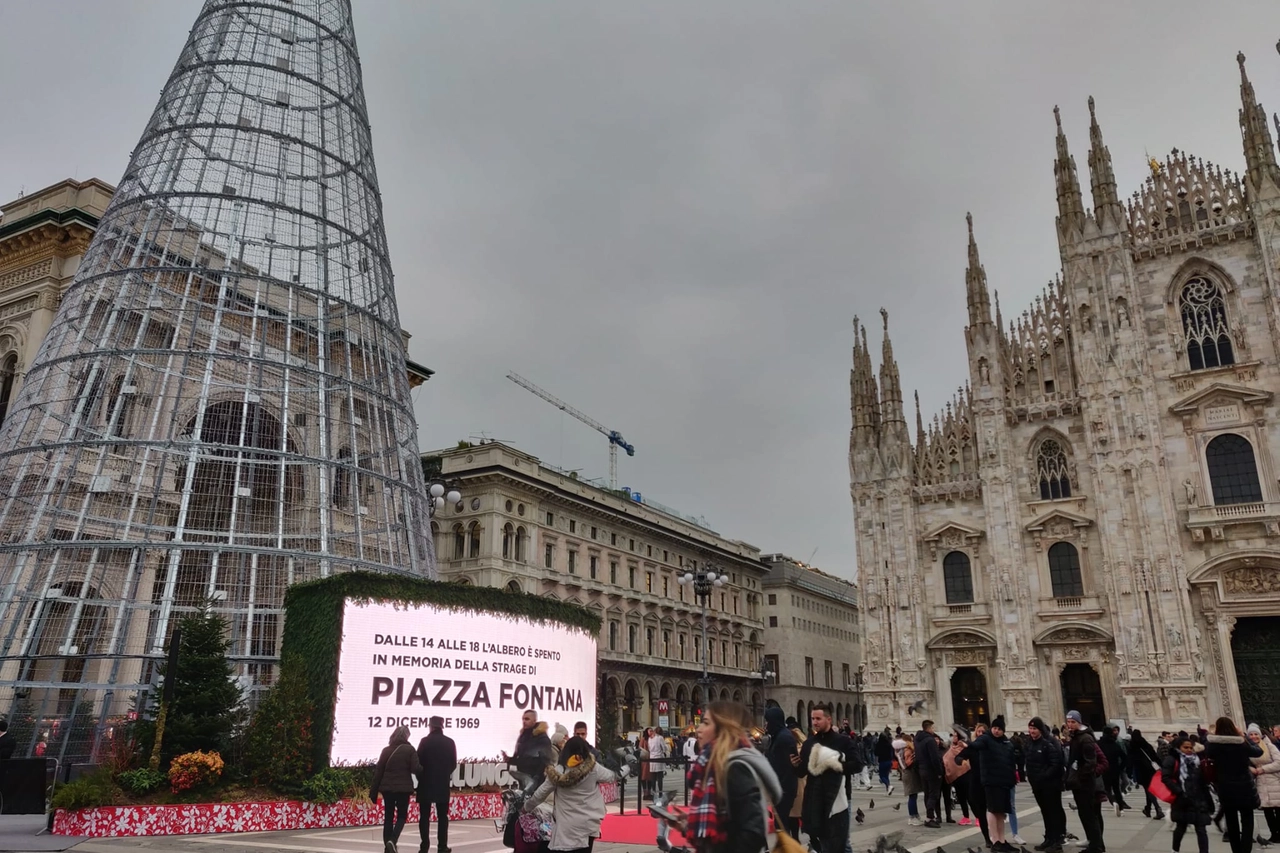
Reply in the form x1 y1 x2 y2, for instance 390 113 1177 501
760 657 777 711
846 662 866 730
426 479 462 518
677 566 724 694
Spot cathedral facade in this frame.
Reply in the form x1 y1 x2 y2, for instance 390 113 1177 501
851 53 1280 733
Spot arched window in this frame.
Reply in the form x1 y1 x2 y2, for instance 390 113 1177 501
515 526 527 562
1206 433 1263 505
1036 439 1072 500
452 524 466 560
1048 542 1084 598
502 523 514 559
0 354 17 427
506 580 522 594
467 521 481 558
1180 276 1235 370
942 551 974 604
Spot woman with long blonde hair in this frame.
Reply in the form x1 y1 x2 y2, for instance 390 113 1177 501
674 701 781 853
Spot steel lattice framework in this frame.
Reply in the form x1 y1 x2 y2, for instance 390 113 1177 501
0 0 432 760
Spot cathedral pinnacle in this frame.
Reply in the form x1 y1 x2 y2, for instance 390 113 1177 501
965 212 992 328
1053 105 1087 236
1238 52 1280 192
1086 96 1122 227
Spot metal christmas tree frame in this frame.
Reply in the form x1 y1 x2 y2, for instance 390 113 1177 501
0 0 432 760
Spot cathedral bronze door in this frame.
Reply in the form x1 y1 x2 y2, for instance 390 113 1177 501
1060 663 1105 730
1232 617 1280 727
951 667 988 728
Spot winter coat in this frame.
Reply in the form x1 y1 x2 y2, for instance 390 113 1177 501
513 722 556 781
764 707 799 801
1162 750 1214 826
416 729 457 802
1251 736 1280 809
1098 731 1123 779
1128 732 1160 786
1024 732 1065 792
893 737 922 795
526 755 619 851
371 730 422 798
943 740 970 785
960 732 1016 790
797 729 853 837
0 732 15 760
914 730 944 781
704 747 782 853
875 733 895 762
1205 734 1263 810
1065 729 1103 797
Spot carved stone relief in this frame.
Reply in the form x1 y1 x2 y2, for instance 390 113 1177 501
1222 567 1280 596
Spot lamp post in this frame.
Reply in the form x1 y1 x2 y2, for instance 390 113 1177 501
425 479 462 518
678 566 723 700
846 663 866 730
759 657 776 712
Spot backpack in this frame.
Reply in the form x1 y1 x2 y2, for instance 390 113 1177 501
903 743 916 768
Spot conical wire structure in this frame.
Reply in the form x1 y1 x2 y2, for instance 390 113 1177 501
0 0 432 760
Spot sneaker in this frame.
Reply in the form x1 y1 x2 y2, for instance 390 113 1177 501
958 817 970 826
1115 802 1122 816
924 819 941 828
887 784 895 795
946 816 956 823
1013 835 1026 845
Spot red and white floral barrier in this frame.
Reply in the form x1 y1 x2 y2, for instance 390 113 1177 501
53 783 619 838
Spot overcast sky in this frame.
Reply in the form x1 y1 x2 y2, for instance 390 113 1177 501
1 2 1278 580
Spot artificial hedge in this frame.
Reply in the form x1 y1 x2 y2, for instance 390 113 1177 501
279 570 601 771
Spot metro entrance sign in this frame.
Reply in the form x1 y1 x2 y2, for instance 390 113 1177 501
657 699 669 729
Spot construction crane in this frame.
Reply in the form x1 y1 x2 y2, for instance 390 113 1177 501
506 372 635 489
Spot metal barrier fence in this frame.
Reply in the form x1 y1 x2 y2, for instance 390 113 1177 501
618 755 690 815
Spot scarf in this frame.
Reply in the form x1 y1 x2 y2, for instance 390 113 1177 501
1179 752 1199 789
686 736 753 845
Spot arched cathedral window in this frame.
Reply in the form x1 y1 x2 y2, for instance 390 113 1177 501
942 551 974 604
1206 433 1263 505
1036 439 1072 500
1180 276 1234 371
1048 542 1084 598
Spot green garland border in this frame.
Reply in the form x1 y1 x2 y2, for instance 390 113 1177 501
279 570 601 770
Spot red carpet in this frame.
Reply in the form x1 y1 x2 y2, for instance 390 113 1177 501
598 811 688 846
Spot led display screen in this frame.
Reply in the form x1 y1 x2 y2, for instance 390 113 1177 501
331 598 598 763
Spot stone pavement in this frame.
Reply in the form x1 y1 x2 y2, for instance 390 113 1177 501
36 784 1256 853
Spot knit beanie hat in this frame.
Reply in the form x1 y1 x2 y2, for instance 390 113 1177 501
991 715 1006 730
1247 723 1262 736
1066 710 1083 724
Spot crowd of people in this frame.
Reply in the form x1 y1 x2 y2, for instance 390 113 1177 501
362 703 1280 853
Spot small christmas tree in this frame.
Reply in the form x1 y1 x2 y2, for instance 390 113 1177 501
244 662 314 791
143 605 243 767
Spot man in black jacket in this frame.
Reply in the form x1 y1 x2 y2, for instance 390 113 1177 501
765 705 800 835
416 716 457 853
794 704 853 853
915 720 944 828
1026 716 1066 852
1065 710 1107 853
1097 726 1130 815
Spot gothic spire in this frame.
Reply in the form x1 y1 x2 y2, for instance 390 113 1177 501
1238 52 1280 192
851 316 870 446
1086 96 1123 227
1053 105 1087 236
914 390 925 449
965 212 992 328
862 323 881 435
879 308 905 427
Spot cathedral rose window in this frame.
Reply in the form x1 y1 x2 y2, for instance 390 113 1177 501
1036 439 1072 500
1179 276 1235 371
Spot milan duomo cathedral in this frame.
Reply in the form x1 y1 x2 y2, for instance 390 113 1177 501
851 53 1280 734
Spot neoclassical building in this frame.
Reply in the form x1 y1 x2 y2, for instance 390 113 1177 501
852 53 1280 733
425 441 770 732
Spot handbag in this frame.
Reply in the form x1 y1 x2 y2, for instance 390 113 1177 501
735 758 806 853
1147 772 1176 804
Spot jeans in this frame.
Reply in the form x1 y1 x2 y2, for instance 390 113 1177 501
417 795 449 852
907 793 918 818
383 791 411 843
878 759 892 789
1032 784 1067 844
1072 790 1105 852
1008 785 1018 835
1223 806 1254 853
1103 771 1128 808
1172 822 1209 853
